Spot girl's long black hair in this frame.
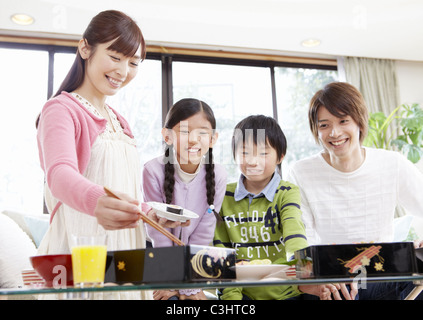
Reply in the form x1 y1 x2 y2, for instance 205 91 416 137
163 98 218 218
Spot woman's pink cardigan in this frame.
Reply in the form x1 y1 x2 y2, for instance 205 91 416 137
37 92 135 222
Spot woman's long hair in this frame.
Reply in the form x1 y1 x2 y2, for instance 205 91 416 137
35 10 146 128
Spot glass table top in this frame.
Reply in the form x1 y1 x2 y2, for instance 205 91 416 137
2 274 423 297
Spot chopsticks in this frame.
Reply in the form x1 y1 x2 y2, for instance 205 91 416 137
103 187 185 246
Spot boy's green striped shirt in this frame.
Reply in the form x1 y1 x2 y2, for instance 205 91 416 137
213 179 308 300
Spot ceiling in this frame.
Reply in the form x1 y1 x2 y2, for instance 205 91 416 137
1 0 423 62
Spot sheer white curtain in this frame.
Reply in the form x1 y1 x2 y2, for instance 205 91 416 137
340 57 407 218
339 56 401 138
341 56 400 115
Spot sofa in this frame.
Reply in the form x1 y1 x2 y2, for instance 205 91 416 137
0 210 49 288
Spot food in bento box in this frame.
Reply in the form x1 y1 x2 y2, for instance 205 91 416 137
236 259 272 266
250 259 272 265
166 204 183 215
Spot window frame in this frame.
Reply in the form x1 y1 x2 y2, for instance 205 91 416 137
0 39 337 212
0 41 76 100
0 40 337 125
156 51 337 124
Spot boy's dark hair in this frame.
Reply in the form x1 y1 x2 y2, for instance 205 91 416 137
232 115 287 174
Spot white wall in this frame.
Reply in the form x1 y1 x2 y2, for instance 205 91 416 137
396 60 423 238
396 60 423 105
395 60 423 172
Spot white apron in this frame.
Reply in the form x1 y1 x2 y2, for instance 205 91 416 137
38 93 152 300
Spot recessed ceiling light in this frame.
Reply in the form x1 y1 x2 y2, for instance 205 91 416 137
301 39 321 48
11 13 34 26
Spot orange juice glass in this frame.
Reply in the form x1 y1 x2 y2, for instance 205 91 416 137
71 234 107 288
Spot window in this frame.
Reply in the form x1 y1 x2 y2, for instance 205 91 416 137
0 41 337 214
108 59 163 165
0 47 48 214
275 67 338 175
53 52 163 166
53 52 75 94
173 61 274 182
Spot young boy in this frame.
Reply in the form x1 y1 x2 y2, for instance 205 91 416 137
213 115 309 300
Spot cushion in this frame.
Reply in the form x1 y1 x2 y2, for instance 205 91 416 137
393 215 415 242
0 214 37 288
23 215 49 247
1 210 33 240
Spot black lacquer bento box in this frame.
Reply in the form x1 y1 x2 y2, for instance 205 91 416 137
104 245 236 284
295 242 419 279
416 247 423 273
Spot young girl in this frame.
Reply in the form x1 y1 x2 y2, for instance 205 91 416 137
36 10 151 299
142 98 227 300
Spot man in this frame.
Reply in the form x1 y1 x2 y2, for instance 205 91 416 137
287 82 423 300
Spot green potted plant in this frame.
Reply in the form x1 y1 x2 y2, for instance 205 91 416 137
363 103 423 163
364 103 423 241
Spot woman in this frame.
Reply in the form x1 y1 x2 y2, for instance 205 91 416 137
36 10 150 299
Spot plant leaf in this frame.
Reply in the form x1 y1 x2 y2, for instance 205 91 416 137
402 144 423 163
391 138 407 150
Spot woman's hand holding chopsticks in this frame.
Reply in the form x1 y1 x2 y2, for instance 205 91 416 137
103 187 185 246
95 188 141 230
